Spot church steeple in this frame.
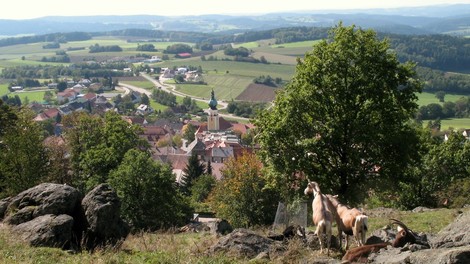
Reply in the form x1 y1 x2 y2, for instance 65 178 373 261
208 89 218 110
207 89 219 131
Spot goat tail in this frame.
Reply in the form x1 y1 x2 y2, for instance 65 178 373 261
354 215 369 246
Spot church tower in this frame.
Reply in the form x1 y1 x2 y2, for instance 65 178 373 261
207 89 219 131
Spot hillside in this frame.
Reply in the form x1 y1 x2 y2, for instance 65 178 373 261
0 4 469 36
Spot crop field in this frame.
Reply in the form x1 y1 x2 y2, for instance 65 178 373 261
236 83 279 102
160 60 295 80
271 40 321 48
174 74 252 101
119 76 155 90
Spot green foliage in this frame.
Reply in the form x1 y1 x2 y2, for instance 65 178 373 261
255 23 422 204
209 151 281 228
180 153 206 195
136 43 156 51
0 108 48 197
164 43 193 54
437 178 470 208
182 123 196 142
109 149 192 230
224 47 249 57
89 43 122 53
226 101 267 118
152 88 177 106
190 174 216 203
397 129 470 209
63 111 146 192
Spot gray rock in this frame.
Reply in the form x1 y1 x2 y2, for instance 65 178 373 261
5 183 81 224
0 197 12 219
208 219 233 235
432 210 470 249
12 214 74 249
81 183 129 250
4 206 35 225
208 228 280 259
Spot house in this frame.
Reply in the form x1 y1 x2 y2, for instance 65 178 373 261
130 91 142 104
136 104 153 115
57 89 78 104
162 68 175 78
78 79 92 87
176 53 191 58
11 86 23 91
33 108 59 121
48 83 58 89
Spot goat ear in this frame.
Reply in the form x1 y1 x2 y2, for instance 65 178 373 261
333 195 338 198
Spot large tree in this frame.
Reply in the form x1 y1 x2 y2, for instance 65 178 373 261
108 149 192 230
255 24 422 203
180 152 206 195
63 111 147 192
0 108 48 196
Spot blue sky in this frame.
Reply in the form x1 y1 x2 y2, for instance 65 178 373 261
3 0 470 19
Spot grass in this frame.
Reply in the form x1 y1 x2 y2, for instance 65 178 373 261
0 84 9 96
174 75 251 101
417 92 467 106
120 80 155 90
12 90 47 103
438 118 470 130
0 207 464 263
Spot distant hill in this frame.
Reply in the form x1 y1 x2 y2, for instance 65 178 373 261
0 4 469 37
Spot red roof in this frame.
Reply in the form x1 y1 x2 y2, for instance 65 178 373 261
177 53 192 57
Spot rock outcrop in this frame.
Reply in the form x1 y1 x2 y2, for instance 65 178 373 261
81 184 129 250
0 183 128 251
367 210 470 264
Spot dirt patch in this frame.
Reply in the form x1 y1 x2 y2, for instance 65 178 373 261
235 83 279 102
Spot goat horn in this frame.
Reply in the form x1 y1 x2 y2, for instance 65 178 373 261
390 218 409 231
390 218 418 236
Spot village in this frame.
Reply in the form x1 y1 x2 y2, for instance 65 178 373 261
26 70 256 184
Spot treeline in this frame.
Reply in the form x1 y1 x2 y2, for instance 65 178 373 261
1 64 132 79
89 44 122 53
382 33 470 71
151 88 177 106
417 67 470 93
0 32 91 47
226 101 268 118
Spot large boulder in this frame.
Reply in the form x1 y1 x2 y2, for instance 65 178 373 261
431 210 470 249
4 183 81 224
12 214 74 249
81 183 129 250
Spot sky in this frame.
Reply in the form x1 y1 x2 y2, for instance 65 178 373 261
2 0 470 19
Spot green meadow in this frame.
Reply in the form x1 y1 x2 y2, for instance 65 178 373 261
417 92 467 106
13 90 47 103
0 83 9 96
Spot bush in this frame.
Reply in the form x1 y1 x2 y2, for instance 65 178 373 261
209 151 281 227
437 178 470 208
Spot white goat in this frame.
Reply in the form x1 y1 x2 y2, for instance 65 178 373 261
326 194 368 249
304 180 333 255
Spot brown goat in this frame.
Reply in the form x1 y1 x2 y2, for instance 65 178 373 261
341 219 427 263
326 194 368 249
304 180 334 255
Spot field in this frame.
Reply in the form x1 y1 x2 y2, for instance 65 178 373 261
236 83 279 102
438 118 470 130
417 92 467 106
13 90 47 103
0 83 9 96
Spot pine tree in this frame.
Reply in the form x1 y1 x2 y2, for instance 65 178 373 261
180 152 206 195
